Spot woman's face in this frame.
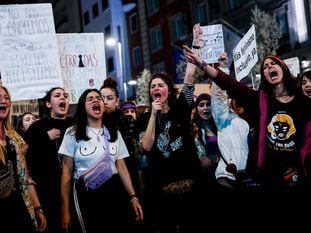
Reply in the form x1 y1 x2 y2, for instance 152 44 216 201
122 109 137 120
197 99 211 120
46 88 69 119
22 113 37 132
150 78 169 103
0 87 10 121
85 91 104 120
262 58 284 86
100 88 119 113
301 75 311 98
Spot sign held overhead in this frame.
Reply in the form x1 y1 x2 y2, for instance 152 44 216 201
233 24 258 81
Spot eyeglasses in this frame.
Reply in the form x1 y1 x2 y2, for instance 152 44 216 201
86 96 103 102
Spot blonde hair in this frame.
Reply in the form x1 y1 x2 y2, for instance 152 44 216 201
0 86 12 164
0 141 6 165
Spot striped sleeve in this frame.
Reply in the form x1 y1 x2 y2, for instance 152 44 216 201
181 83 194 107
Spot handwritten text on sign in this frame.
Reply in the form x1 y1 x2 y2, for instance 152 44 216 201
233 24 258 81
57 33 107 104
0 3 63 101
201 24 225 64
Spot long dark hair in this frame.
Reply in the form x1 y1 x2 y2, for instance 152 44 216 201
70 88 117 142
40 87 66 118
259 55 298 95
100 77 120 141
71 89 98 141
299 70 311 95
190 94 217 141
16 111 36 138
148 73 179 108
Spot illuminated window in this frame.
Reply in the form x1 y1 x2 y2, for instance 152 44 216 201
294 0 307 43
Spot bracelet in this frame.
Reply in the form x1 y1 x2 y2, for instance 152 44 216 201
192 45 200 49
130 197 139 203
129 194 139 203
199 60 207 70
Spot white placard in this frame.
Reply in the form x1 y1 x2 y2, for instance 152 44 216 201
201 24 225 64
233 24 258 81
284 57 300 77
0 3 63 101
57 33 107 104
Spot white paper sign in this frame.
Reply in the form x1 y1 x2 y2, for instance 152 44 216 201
57 33 107 104
0 3 63 101
233 24 258 81
201 24 225 64
284 57 300 77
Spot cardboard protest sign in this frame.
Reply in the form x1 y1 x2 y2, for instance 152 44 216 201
0 3 63 101
57 33 106 104
284 57 300 77
233 24 258 81
201 24 225 64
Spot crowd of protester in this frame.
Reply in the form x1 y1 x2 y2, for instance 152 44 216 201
0 22 310 233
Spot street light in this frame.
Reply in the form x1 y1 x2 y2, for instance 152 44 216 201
105 2 136 101
106 28 127 101
128 80 137 85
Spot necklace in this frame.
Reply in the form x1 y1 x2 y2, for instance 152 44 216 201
88 126 102 142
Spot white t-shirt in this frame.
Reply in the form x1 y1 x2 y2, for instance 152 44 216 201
58 126 129 179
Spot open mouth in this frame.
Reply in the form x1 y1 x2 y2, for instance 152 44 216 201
270 70 278 79
154 93 161 99
305 89 311 95
59 102 66 109
202 111 210 117
0 105 7 111
92 104 101 113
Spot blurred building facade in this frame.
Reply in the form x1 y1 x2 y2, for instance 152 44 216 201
80 0 137 101
129 0 311 82
2 0 311 97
